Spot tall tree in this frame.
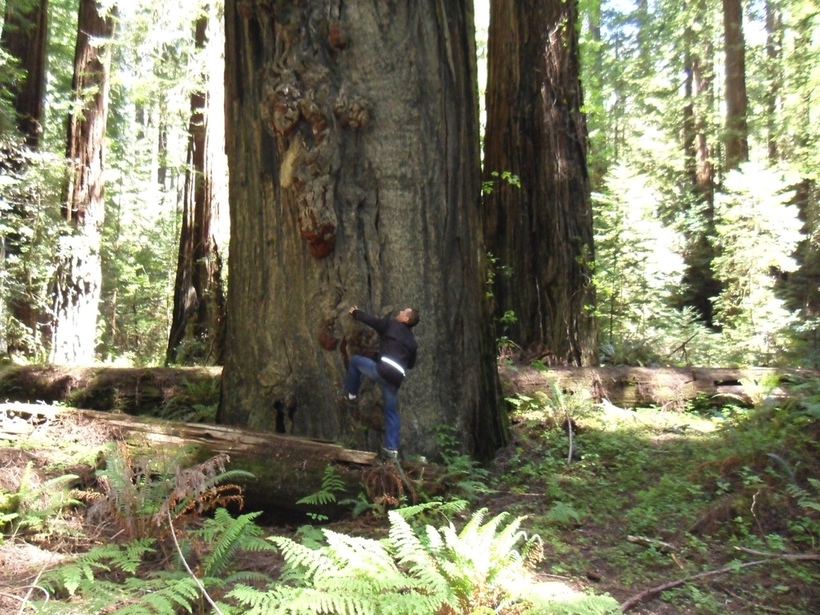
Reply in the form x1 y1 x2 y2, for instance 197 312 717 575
764 0 782 163
679 0 721 326
166 4 227 365
482 0 596 365
0 0 50 357
722 0 749 169
1 0 49 147
50 0 116 364
218 0 506 460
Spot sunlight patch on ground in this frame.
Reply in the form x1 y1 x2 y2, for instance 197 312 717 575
592 401 719 435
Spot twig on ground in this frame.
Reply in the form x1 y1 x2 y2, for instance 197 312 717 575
619 559 768 612
620 547 820 612
714 583 791 614
733 546 820 562
167 509 225 615
17 550 54 614
626 534 677 553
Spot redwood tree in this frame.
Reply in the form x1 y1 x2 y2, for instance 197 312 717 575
722 0 749 170
1 0 49 147
218 1 506 460
50 0 116 364
0 0 50 357
166 6 227 366
482 0 596 365
680 0 721 326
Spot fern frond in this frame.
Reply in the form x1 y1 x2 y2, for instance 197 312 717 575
387 511 452 602
40 539 155 596
271 535 332 582
321 530 398 579
199 509 273 578
391 499 468 523
296 465 348 508
226 583 287 614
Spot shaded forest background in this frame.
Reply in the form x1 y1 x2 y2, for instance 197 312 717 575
0 0 818 370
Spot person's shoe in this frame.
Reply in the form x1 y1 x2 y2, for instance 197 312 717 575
379 447 399 462
336 389 357 408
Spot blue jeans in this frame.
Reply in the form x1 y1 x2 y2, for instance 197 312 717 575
343 355 400 450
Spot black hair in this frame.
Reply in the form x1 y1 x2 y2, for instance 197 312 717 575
406 308 420 327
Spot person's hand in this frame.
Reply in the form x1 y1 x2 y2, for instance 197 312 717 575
349 306 357 315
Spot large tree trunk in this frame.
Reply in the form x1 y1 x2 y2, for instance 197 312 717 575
1 0 49 147
0 0 50 358
219 1 506 461
764 0 782 163
166 6 227 366
680 2 721 327
482 0 596 366
722 0 749 170
50 0 116 365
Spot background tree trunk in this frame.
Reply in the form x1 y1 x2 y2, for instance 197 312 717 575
764 0 782 163
722 0 749 170
482 0 596 365
166 6 227 366
1 0 49 147
219 0 506 460
50 0 116 364
0 0 50 357
680 1 721 327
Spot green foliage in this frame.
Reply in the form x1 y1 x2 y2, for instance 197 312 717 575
434 424 492 501
39 538 156 599
35 508 273 614
711 163 805 364
296 465 347 521
154 377 220 422
227 505 619 615
481 170 521 195
87 443 252 540
191 508 276 579
0 138 68 359
0 461 79 539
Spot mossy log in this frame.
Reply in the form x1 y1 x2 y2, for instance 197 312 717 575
499 365 815 409
1 402 435 522
0 364 221 415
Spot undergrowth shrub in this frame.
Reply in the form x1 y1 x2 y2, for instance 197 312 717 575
87 443 252 540
687 377 820 545
35 509 275 614
0 462 80 540
227 503 620 615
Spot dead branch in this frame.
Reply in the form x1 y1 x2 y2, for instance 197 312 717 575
620 547 820 612
625 535 677 553
733 546 820 562
619 559 768 612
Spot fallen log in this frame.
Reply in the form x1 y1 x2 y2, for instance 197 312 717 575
0 364 221 416
1 402 436 522
500 365 815 409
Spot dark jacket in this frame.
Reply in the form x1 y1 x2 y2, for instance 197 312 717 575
352 309 417 388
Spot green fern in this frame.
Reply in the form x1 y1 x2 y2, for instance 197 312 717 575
228 505 619 615
39 538 155 598
88 443 253 539
35 508 275 614
194 508 276 578
0 462 80 538
296 465 347 521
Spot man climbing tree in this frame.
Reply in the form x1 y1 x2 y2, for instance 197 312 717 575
339 305 419 461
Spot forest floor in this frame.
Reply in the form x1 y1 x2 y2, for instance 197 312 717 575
0 361 818 614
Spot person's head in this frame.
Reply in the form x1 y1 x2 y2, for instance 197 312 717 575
396 307 420 328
